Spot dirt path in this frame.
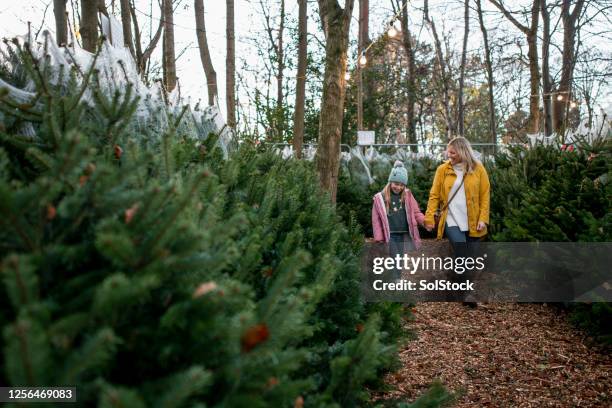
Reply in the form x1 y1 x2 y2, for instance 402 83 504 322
378 303 611 407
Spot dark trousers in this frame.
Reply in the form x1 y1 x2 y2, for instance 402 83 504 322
445 225 481 257
388 233 414 281
445 225 482 301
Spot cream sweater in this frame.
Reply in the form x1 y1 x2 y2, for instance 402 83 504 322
446 163 469 231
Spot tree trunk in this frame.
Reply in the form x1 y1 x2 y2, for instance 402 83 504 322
316 0 355 203
53 0 68 46
131 0 164 77
277 0 285 113
162 0 177 93
540 0 553 136
195 0 218 106
293 0 307 159
489 0 541 134
80 0 99 52
399 0 417 150
120 0 136 59
129 1 144 68
424 0 453 140
357 0 368 131
457 0 469 136
553 0 584 134
476 0 496 151
526 4 541 134
226 0 236 128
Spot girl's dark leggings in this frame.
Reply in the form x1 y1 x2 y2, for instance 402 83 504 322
388 232 414 281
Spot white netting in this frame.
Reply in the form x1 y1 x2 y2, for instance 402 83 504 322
0 14 233 156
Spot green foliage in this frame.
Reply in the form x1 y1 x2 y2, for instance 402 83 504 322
569 303 612 345
399 381 455 408
490 144 611 242
0 44 407 406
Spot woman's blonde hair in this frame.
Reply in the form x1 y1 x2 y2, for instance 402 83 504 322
382 183 406 212
447 136 480 173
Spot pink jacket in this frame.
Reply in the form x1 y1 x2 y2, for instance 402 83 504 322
371 190 426 249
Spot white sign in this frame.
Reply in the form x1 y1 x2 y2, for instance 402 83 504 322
357 130 375 145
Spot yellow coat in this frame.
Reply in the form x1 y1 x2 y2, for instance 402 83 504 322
424 160 490 239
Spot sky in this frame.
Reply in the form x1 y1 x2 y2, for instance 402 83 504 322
1 0 610 124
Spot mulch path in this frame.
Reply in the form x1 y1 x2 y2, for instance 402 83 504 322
376 302 611 407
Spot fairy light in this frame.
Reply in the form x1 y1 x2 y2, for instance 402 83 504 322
387 22 398 38
359 52 367 67
557 94 564 101
355 3 409 68
570 101 577 108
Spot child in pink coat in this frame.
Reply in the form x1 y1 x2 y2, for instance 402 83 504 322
372 161 426 279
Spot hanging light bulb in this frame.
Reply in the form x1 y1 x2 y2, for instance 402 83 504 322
359 52 367 67
556 94 564 101
344 71 351 81
388 22 398 38
570 101 577 108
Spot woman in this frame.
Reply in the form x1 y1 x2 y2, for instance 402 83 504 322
424 137 490 244
372 161 426 280
424 137 490 303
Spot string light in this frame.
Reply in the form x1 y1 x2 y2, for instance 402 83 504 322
570 101 577 108
359 52 367 66
355 2 409 67
387 22 398 38
557 94 564 101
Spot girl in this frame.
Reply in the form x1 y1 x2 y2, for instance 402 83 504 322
372 161 426 280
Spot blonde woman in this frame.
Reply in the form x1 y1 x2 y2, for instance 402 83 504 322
424 137 490 243
424 137 490 305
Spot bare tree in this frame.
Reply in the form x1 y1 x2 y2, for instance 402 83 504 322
293 0 308 158
574 48 610 128
457 0 470 136
80 0 99 52
127 0 164 79
424 0 454 140
277 0 285 116
53 0 68 46
476 0 497 149
119 0 136 59
316 0 355 203
554 0 585 134
258 0 286 139
396 0 417 150
357 0 368 130
226 0 237 128
195 0 218 106
540 0 553 135
489 0 541 134
162 0 177 93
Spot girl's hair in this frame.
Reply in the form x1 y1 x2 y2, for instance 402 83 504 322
447 136 480 173
382 183 406 211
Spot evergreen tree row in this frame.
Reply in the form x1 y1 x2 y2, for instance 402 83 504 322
0 41 420 407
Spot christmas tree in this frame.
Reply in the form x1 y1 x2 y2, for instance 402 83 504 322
0 38 415 406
